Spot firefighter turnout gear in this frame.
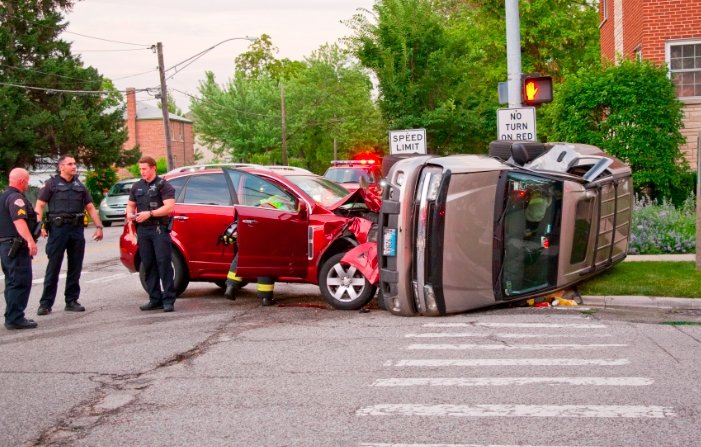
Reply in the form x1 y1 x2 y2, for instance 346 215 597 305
225 253 275 305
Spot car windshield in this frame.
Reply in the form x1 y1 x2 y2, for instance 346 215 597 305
109 181 135 196
324 168 375 184
285 175 350 207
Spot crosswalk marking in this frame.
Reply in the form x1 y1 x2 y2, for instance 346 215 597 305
372 377 653 387
423 323 607 329
405 332 611 338
407 343 626 350
85 272 132 283
357 404 676 418
394 358 630 367
360 444 599 447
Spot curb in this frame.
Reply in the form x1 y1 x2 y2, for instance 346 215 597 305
582 295 701 311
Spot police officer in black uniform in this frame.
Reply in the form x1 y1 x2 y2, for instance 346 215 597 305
126 156 176 312
1 168 39 330
34 155 104 315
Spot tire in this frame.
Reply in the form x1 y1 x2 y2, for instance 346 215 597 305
102 221 112 227
319 252 377 310
139 250 189 297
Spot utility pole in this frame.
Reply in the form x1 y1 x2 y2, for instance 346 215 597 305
280 82 288 165
156 42 175 171
505 0 522 108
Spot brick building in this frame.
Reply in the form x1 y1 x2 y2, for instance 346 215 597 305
599 0 701 169
124 88 194 168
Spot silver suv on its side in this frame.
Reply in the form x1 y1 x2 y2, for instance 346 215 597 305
378 141 633 316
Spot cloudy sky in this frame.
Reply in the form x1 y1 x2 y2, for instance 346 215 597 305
62 0 377 112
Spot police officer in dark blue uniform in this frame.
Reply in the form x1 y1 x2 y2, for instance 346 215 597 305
126 156 176 312
34 155 104 315
1 168 39 330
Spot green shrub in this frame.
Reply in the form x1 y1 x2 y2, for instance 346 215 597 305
85 167 118 205
629 194 696 254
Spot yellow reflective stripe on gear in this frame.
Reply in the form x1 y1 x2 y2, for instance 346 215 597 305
227 272 242 281
257 284 274 292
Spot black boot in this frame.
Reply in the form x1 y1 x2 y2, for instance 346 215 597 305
224 284 237 300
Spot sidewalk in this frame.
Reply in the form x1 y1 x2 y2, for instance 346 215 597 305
581 253 700 310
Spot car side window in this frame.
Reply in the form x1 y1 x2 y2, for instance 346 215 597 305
167 177 187 203
239 173 296 211
180 173 231 205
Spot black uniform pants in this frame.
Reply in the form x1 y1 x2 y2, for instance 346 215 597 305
137 225 175 305
1 240 32 324
40 224 85 308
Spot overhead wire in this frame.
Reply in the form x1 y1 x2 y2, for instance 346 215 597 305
63 30 151 47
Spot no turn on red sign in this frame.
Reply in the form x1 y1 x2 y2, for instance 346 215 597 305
497 107 537 141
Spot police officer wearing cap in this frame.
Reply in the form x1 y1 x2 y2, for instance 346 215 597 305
34 155 104 315
1 168 39 330
126 156 176 312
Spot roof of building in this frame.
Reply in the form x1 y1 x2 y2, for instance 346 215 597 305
120 100 192 123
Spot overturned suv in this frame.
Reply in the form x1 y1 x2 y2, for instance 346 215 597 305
350 141 632 316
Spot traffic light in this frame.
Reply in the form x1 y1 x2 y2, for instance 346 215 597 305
522 75 553 106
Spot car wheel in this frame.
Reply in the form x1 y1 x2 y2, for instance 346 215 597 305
319 252 377 310
102 221 112 227
139 250 189 297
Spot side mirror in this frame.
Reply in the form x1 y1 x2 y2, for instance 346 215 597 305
298 201 308 220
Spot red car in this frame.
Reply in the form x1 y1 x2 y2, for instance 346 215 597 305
120 165 380 309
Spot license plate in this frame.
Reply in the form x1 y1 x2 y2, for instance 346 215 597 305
383 228 397 256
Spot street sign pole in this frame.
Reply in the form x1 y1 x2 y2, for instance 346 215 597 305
505 0 522 108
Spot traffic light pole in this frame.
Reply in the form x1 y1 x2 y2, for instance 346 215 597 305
505 0 522 108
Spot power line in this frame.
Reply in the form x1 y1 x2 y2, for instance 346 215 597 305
0 63 95 83
74 48 152 53
64 31 151 48
0 81 147 95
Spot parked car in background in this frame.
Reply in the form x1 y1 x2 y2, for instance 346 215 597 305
323 158 383 193
343 141 633 316
119 165 380 309
98 178 139 226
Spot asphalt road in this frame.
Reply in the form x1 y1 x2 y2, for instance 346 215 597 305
1 226 701 446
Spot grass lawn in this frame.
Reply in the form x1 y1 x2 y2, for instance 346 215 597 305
577 261 701 298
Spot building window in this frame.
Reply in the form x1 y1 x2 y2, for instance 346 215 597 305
634 46 642 62
667 41 701 98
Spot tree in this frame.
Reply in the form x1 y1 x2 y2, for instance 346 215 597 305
0 0 130 178
544 60 689 199
191 39 385 172
346 0 601 153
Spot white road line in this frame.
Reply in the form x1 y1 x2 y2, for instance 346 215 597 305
372 377 653 387
85 273 132 283
394 358 630 367
356 404 676 418
32 273 65 285
407 344 626 350
405 332 611 338
360 444 599 447
423 323 607 329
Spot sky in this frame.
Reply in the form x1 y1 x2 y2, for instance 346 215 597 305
62 0 377 113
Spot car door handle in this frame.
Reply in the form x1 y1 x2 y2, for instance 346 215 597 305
241 219 257 225
173 215 189 221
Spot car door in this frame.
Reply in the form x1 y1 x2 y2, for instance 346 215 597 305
170 172 236 278
232 171 308 279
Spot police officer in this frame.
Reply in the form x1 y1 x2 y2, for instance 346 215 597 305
126 156 176 312
1 168 39 330
34 155 103 315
